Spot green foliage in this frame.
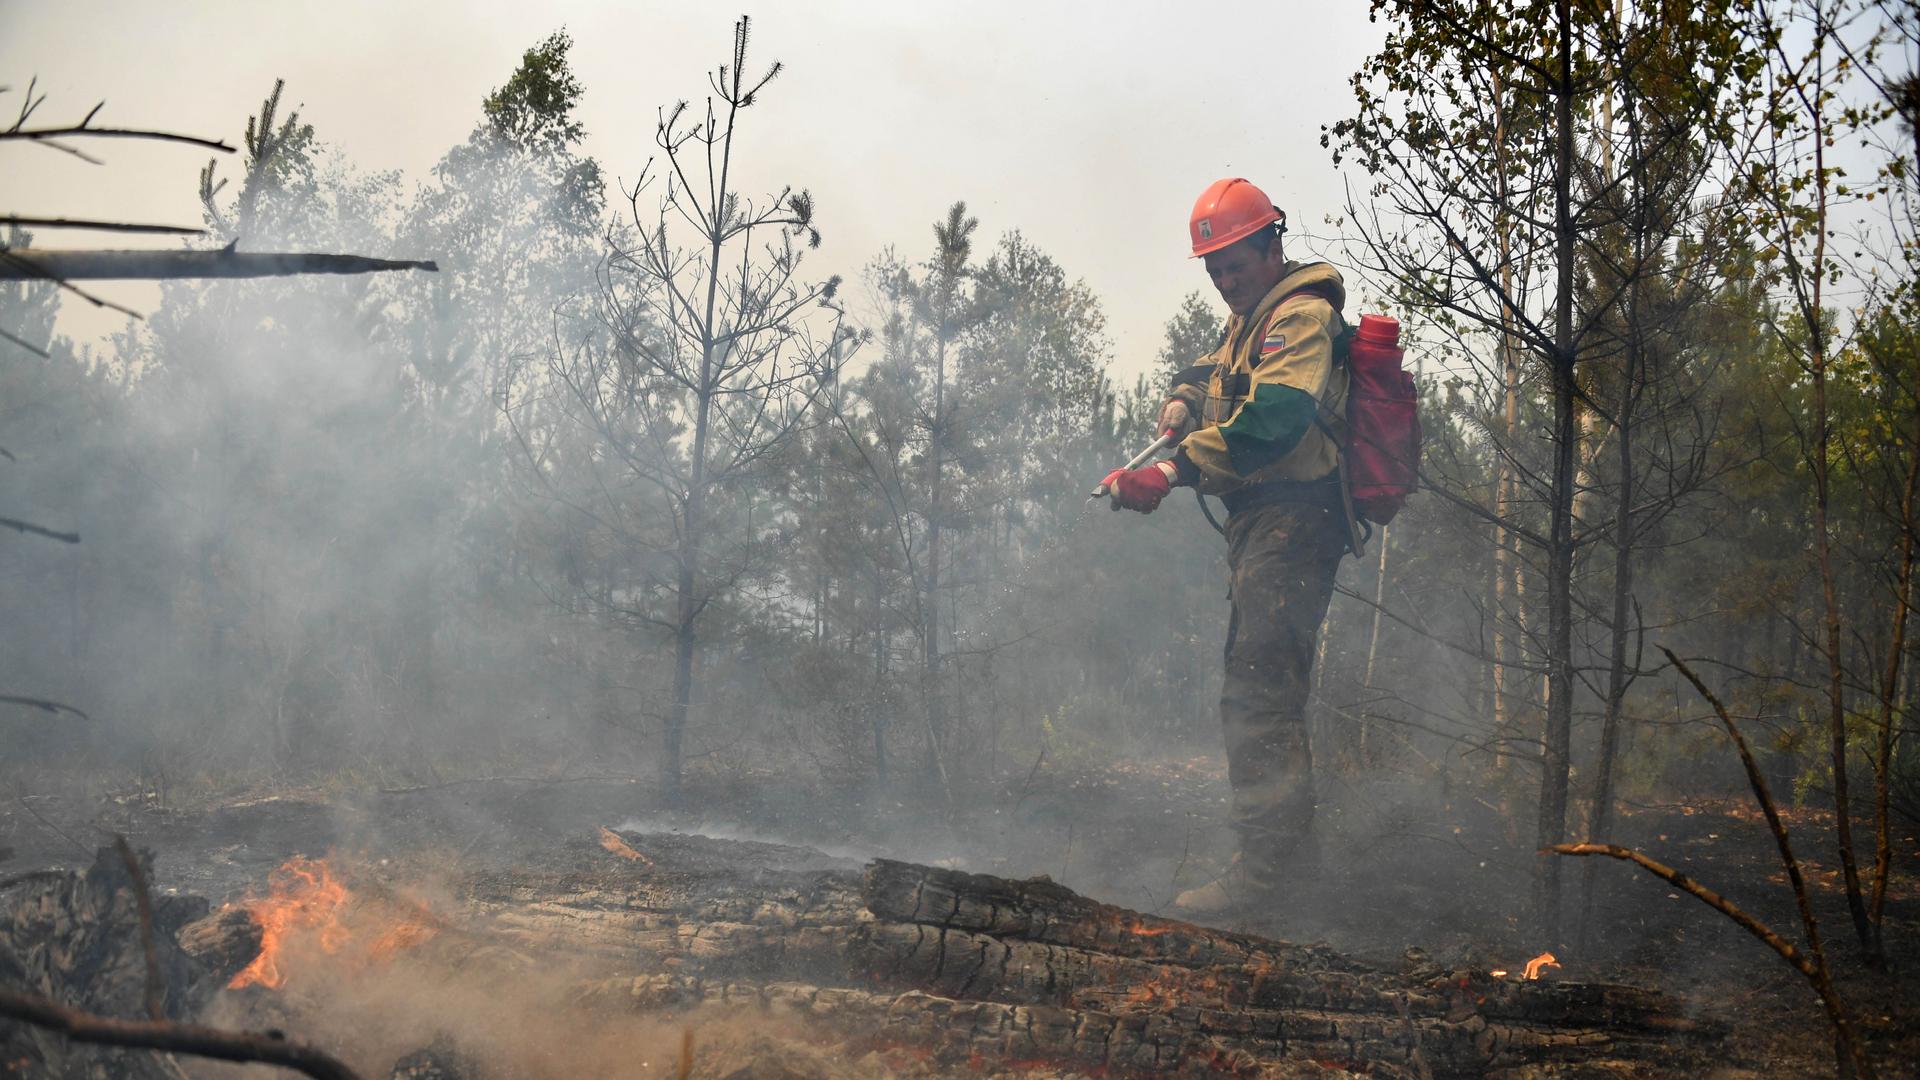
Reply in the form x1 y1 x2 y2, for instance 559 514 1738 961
1157 291 1223 375
197 79 321 241
483 30 587 155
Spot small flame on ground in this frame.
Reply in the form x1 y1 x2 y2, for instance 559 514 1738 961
598 826 655 868
1490 951 1562 980
225 855 437 990
1126 920 1173 937
228 856 349 990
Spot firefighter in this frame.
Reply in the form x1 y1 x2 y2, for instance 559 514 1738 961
1101 177 1350 915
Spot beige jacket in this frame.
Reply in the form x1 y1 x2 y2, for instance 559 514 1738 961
1169 261 1349 497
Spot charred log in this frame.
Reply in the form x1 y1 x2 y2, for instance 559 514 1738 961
453 831 1719 1078
2 831 1720 1077
177 906 266 990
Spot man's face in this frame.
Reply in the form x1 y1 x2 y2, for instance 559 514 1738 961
1202 235 1286 317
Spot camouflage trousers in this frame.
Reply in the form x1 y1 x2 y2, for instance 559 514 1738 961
1220 499 1347 880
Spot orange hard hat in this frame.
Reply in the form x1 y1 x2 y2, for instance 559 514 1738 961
1189 177 1283 257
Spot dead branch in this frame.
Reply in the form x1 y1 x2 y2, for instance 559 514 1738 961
1 216 204 236
1660 646 1874 1079
1010 741 1047 811
110 837 164 1021
0 988 359 1080
0 249 437 280
1663 648 1836 945
1546 841 1873 1080
0 126 235 154
0 251 144 318
0 516 79 543
0 326 51 357
1547 842 1814 977
0 695 90 719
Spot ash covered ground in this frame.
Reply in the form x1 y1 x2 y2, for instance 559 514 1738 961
6 757 1916 1077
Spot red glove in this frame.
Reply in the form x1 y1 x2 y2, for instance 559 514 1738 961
1103 460 1177 513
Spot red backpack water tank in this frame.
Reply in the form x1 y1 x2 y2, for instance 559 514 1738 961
1344 314 1420 524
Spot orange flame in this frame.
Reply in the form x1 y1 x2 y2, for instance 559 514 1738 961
1490 951 1563 980
228 856 350 990
225 855 436 990
598 826 655 868
1126 920 1174 938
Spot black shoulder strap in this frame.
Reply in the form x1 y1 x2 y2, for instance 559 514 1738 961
1329 321 1356 369
1169 362 1217 390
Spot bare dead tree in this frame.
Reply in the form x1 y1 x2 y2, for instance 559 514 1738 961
503 17 846 798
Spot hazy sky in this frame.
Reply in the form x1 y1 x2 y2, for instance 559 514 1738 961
2 1 1385 381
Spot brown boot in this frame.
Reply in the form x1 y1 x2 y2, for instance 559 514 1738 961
1171 853 1273 918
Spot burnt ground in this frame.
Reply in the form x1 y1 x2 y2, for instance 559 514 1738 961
3 755 1917 1078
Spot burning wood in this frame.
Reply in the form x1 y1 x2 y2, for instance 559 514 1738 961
0 846 357 1079
3 832 1723 1078
225 855 437 991
229 856 350 990
443 830 1717 1076
1523 951 1560 980
1489 951 1561 980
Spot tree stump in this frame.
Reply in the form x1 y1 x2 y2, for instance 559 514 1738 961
1 847 217 1078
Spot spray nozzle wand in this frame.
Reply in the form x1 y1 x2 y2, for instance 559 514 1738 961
1088 430 1180 502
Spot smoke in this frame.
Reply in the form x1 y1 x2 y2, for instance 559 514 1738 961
4 21 1910 1030
199 909 881 1079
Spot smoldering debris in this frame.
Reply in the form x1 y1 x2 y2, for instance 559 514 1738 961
3 832 1722 1079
